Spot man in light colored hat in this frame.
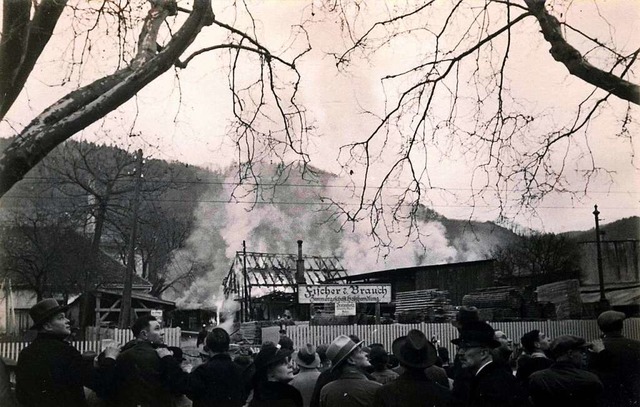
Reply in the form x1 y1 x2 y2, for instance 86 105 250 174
290 344 322 407
591 310 640 407
15 299 120 407
319 335 381 407
529 335 603 407
372 329 450 407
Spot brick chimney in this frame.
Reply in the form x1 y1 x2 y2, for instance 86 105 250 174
295 240 306 284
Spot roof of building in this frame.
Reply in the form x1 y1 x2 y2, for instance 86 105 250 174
3 227 151 290
223 251 347 297
580 283 640 306
325 259 496 283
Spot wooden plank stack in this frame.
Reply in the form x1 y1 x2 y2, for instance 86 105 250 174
395 289 452 320
536 279 583 319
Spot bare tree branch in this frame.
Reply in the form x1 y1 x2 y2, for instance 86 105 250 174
523 0 639 105
0 0 214 197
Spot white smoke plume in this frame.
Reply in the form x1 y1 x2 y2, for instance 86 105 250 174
165 163 499 308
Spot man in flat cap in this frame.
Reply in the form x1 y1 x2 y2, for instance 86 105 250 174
529 335 603 407
590 310 640 407
15 299 120 407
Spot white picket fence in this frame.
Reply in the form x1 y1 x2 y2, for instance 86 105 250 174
269 319 640 356
0 327 181 362
0 340 102 361
111 327 181 347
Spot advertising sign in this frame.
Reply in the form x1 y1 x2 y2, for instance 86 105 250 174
298 284 392 304
150 309 163 322
335 301 356 316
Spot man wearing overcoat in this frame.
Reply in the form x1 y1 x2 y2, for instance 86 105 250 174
15 298 119 407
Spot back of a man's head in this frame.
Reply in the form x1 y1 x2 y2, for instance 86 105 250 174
206 327 231 353
131 315 157 338
521 330 541 354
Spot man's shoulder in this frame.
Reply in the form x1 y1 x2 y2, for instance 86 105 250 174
604 336 640 350
118 342 157 361
20 336 76 356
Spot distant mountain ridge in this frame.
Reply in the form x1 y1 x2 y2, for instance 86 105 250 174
561 216 640 242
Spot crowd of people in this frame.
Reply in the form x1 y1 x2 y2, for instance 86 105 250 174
1 299 639 407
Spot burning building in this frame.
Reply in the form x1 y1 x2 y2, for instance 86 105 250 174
222 240 347 321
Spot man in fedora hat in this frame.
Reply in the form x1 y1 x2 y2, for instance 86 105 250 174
372 329 450 407
450 321 524 407
319 334 381 407
590 310 640 407
310 335 376 407
290 344 321 407
15 298 120 407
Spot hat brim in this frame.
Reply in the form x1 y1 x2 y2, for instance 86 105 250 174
296 353 321 369
255 348 294 372
330 340 363 372
29 303 70 330
392 336 437 369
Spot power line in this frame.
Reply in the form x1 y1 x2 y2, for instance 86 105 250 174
11 176 640 194
0 194 637 210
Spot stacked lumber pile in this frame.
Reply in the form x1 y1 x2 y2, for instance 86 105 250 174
536 279 582 319
237 321 275 344
462 286 523 320
395 289 452 320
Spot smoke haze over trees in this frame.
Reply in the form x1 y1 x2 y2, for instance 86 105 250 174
0 0 636 246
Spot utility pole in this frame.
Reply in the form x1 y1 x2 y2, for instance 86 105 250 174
593 205 610 311
119 149 144 328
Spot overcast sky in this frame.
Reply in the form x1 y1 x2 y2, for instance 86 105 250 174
1 0 638 234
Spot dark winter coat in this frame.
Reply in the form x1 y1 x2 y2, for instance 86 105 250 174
112 340 183 407
515 355 553 385
372 369 451 407
467 361 526 407
319 368 381 407
0 358 17 407
185 353 247 407
590 333 640 407
528 361 603 407
250 380 303 407
15 332 116 407
310 365 376 407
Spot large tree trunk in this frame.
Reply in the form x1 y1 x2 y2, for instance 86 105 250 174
0 0 68 120
0 0 214 197
524 0 640 105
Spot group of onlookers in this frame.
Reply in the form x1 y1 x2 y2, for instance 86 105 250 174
2 299 639 407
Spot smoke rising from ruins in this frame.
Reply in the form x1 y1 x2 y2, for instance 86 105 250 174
165 165 496 308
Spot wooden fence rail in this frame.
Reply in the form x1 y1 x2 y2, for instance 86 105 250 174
0 328 181 361
274 319 640 356
110 327 181 347
0 340 102 361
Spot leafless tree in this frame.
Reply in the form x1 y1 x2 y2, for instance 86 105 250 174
492 232 580 285
315 0 638 246
0 0 311 199
44 140 175 253
0 210 85 301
